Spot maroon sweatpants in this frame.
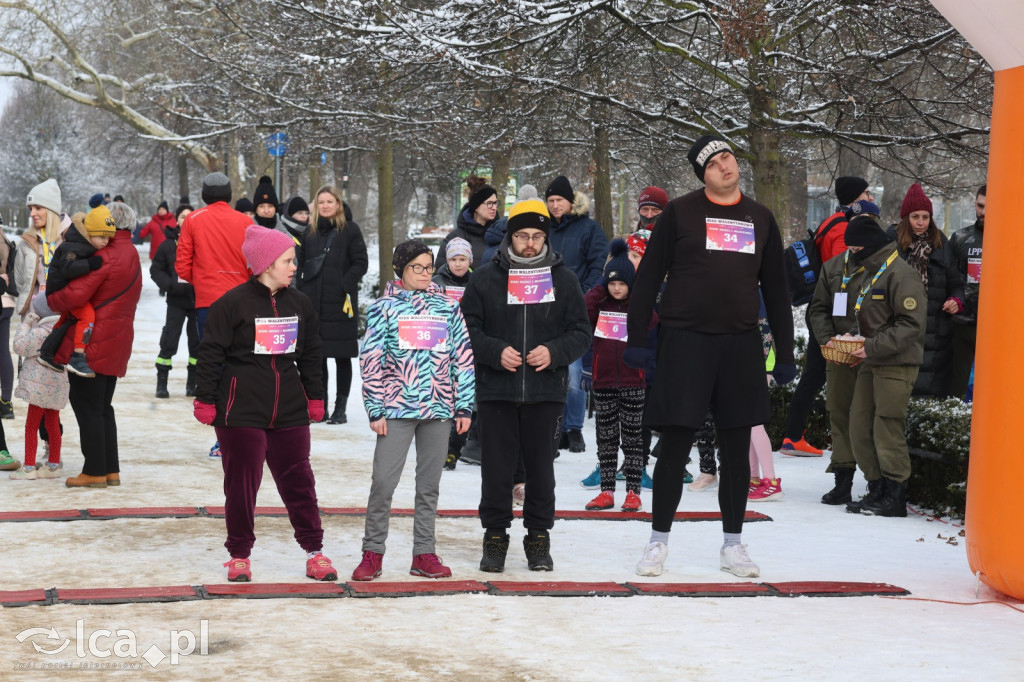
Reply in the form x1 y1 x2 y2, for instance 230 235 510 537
215 425 323 559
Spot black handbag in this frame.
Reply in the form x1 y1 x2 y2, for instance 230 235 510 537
300 230 336 283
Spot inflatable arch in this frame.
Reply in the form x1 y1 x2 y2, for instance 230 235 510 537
930 1 1024 600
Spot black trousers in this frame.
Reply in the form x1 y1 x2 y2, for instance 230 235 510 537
477 401 562 532
651 425 751 534
158 304 199 361
322 357 353 409
784 325 826 441
68 374 119 476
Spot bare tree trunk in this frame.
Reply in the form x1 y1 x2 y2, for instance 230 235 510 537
377 137 394 290
879 167 903 226
177 155 190 205
491 141 512 217
749 128 793 242
309 163 322 203
837 143 871 180
593 121 614 238
788 157 809 242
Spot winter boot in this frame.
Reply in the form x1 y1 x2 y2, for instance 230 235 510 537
846 477 885 513
66 352 96 378
155 364 170 399
327 397 347 424
0 398 14 420
821 467 856 505
480 532 510 573
523 529 554 571
185 364 197 397
860 478 909 517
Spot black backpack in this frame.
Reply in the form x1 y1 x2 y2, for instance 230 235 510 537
784 214 844 306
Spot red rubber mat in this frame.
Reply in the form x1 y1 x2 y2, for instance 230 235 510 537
628 582 774 596
0 507 770 523
765 581 911 597
57 586 200 604
86 507 200 519
347 580 490 597
201 582 345 599
487 581 633 596
0 509 83 522
0 581 911 607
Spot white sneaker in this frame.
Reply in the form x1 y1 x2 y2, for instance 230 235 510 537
721 544 760 578
35 462 64 479
635 541 668 576
688 472 718 492
10 465 38 480
512 483 525 507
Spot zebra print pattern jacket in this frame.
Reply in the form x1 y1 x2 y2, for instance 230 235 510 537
359 280 475 422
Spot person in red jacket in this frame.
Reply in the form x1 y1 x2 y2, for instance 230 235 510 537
139 201 176 261
779 176 873 458
175 173 252 337
47 202 143 488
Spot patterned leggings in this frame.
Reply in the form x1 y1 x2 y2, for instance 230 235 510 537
695 411 718 474
593 386 646 493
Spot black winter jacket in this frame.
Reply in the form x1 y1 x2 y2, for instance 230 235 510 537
149 225 195 310
195 278 324 428
45 225 97 294
949 220 983 325
460 236 592 404
887 226 965 397
297 216 368 358
434 207 493 270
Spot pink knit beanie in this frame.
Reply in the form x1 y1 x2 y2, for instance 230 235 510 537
242 226 294 275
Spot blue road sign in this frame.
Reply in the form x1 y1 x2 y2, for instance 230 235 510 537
266 132 289 158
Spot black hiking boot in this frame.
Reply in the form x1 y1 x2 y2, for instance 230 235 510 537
821 467 855 505
523 530 553 571
185 365 197 397
480 532 510 573
847 478 885 514
566 429 586 453
155 365 170 399
860 479 909 517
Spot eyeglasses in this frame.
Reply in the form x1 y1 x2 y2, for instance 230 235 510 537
483 200 499 208
512 232 545 244
406 264 436 274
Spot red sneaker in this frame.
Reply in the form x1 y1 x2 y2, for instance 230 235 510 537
780 436 823 457
223 557 251 582
585 490 615 510
306 553 338 581
410 553 452 578
749 477 784 502
351 550 383 581
621 491 642 512
748 478 762 495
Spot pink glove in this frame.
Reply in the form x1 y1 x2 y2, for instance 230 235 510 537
193 400 217 425
308 399 325 423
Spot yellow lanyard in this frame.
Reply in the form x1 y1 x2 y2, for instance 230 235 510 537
854 250 899 313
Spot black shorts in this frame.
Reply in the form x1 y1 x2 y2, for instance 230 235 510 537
644 327 770 430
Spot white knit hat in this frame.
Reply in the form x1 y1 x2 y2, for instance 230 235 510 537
26 179 62 214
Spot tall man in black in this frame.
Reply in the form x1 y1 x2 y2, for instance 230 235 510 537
460 199 592 573
626 135 796 578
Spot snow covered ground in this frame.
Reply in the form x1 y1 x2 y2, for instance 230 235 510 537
0 246 1020 680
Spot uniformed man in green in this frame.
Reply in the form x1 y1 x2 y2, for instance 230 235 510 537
808 200 926 517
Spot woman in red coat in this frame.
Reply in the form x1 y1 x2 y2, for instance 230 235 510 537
139 201 176 260
47 202 143 488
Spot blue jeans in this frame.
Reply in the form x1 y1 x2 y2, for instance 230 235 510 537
563 358 584 431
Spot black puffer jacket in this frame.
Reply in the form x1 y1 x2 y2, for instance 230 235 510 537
949 220 983 324
149 225 195 309
195 278 323 428
888 225 965 397
297 214 368 358
45 225 96 294
434 207 493 269
459 235 592 404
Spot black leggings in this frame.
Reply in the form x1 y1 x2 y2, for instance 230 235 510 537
322 357 353 407
652 425 752 534
0 308 13 401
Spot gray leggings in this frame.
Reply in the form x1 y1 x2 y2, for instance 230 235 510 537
362 418 450 556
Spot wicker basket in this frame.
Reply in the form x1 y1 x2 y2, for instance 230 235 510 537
831 337 866 354
821 345 856 365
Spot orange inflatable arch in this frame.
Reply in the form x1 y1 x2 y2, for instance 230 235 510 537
930 1 1024 600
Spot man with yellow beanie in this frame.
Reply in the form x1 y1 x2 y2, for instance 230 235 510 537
460 199 592 573
36 205 115 378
